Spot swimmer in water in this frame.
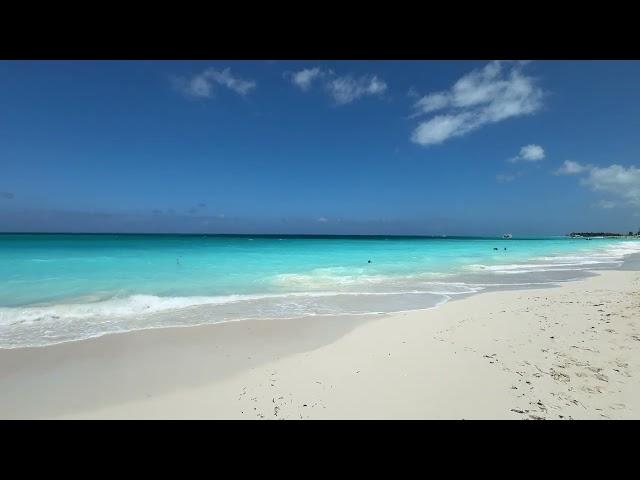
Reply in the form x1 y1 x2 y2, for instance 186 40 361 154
368 259 371 263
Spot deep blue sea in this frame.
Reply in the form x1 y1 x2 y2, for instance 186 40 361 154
1 234 639 348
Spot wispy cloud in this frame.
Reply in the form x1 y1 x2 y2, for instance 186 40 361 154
412 92 450 115
326 75 387 105
509 144 545 163
175 68 256 99
407 86 420 99
555 160 640 208
584 164 640 207
317 216 329 223
411 113 476 146
0 191 14 200
286 67 387 105
410 61 544 146
495 145 544 184
289 67 323 91
554 160 589 175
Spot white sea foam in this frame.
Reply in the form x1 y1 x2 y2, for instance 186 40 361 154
0 289 466 348
272 267 454 290
466 241 640 274
0 294 239 326
0 283 481 329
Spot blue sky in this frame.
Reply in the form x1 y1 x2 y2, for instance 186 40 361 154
1 60 640 235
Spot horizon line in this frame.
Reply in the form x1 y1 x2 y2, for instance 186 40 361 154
0 231 585 239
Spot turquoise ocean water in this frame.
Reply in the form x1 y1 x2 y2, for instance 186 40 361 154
1 234 639 348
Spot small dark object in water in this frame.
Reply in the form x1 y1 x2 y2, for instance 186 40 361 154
493 247 498 251
504 248 507 250
368 259 371 263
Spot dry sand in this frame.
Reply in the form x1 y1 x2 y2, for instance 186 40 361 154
1 269 638 419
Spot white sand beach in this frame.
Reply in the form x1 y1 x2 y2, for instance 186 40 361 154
1 269 638 419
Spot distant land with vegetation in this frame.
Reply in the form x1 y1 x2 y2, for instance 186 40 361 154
569 231 640 238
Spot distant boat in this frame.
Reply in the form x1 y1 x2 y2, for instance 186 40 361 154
502 233 513 239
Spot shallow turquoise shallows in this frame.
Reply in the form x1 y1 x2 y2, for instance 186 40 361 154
1 234 639 348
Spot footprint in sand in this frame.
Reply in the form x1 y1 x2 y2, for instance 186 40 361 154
594 373 609 382
528 414 545 420
549 369 571 383
580 385 604 394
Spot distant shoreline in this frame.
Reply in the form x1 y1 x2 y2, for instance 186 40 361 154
569 232 640 238
0 232 633 240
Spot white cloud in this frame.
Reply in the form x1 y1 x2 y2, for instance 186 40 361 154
509 144 545 163
519 144 545 161
555 160 589 175
583 164 640 207
290 67 322 91
317 216 329 223
410 61 544 146
209 69 256 95
413 92 450 114
326 75 387 105
556 161 640 208
286 67 387 105
186 75 213 98
176 68 256 98
411 113 476 145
